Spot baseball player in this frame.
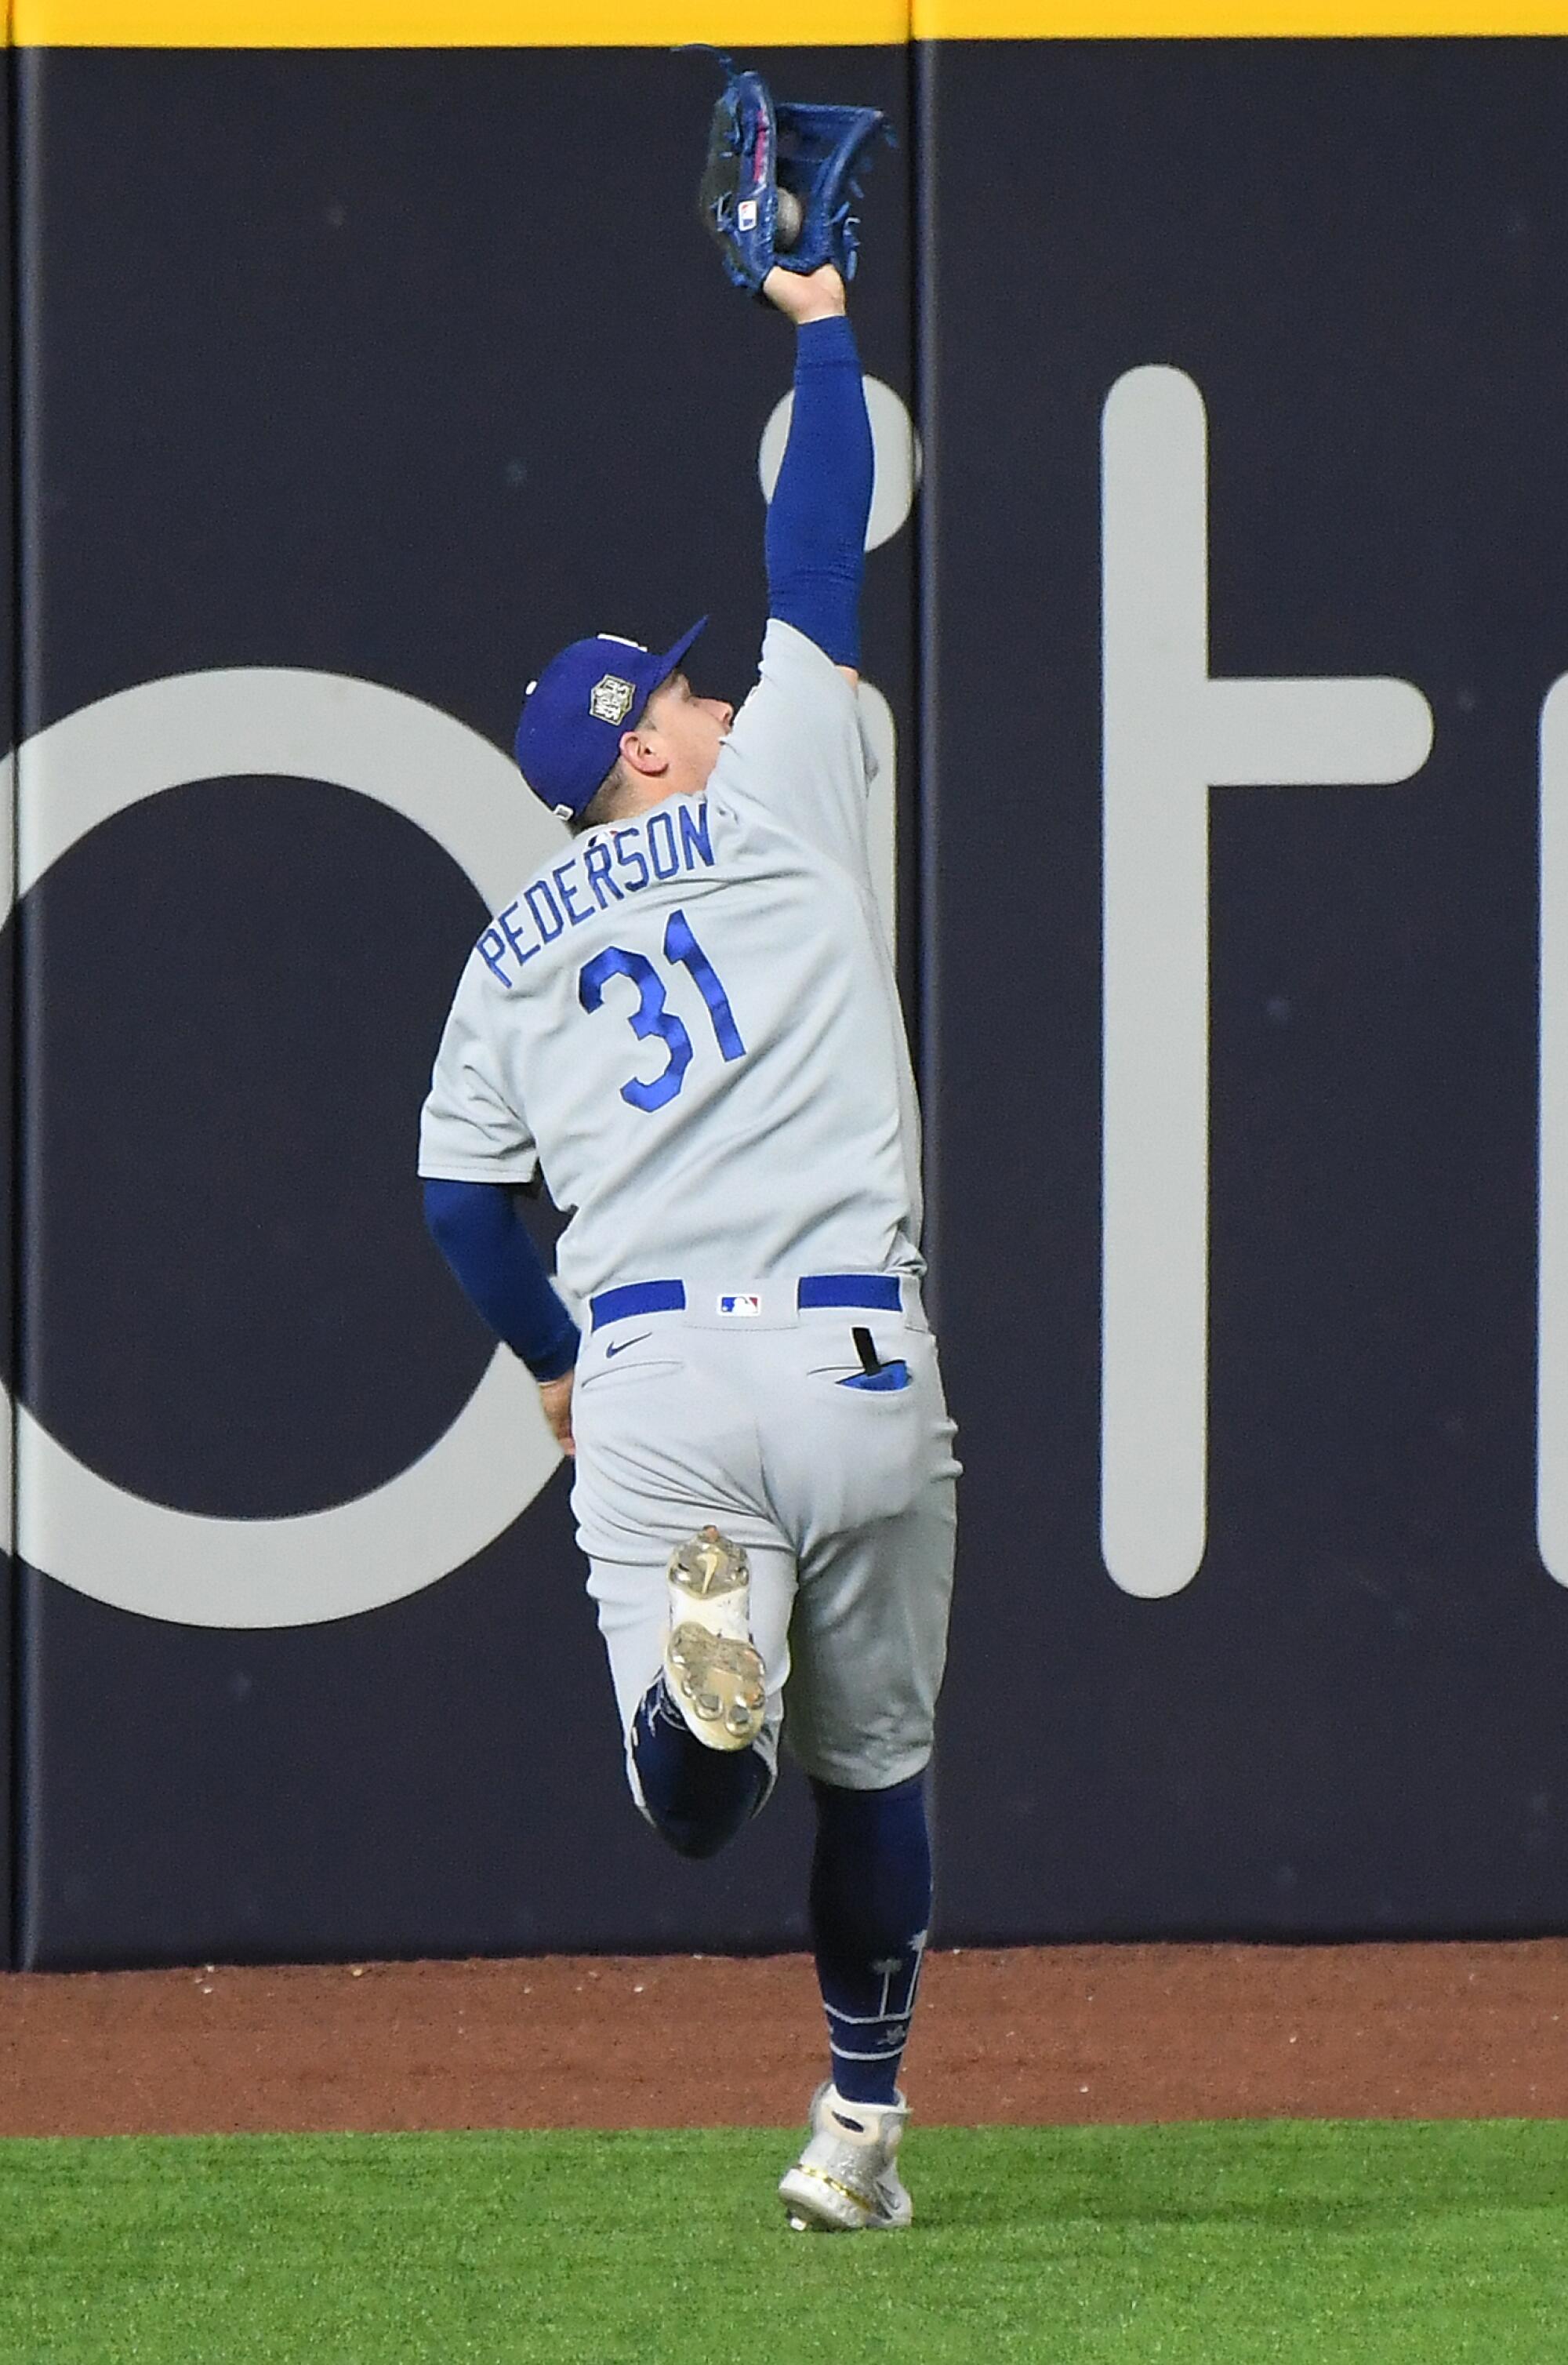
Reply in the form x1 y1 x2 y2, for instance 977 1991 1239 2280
419 258 959 2231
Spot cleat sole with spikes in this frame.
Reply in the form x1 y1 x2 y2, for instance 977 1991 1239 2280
666 1622 766 1748
662 1525 765 1751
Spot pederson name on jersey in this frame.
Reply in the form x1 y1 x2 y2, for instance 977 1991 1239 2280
477 797 717 990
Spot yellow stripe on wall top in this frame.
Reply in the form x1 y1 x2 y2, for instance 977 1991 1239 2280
11 0 1568 42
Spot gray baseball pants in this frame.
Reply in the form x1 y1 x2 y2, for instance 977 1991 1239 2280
569 1281 960 1800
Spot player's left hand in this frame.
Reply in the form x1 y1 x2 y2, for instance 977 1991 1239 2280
763 263 846 323
539 1371 575 1459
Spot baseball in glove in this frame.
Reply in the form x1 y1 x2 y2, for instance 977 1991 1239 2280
688 52 892 294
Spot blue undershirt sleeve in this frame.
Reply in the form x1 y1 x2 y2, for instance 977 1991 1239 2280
423 1178 580 1382
764 313 874 671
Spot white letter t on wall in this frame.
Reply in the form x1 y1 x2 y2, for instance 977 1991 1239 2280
1101 367 1433 1599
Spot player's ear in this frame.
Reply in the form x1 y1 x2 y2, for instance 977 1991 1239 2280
619 726 670 779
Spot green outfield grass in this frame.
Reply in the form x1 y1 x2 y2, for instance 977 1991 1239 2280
2 2120 1563 2365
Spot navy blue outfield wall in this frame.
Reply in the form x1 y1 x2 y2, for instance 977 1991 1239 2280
6 45 915 1969
924 38 1568 1942
6 38 1568 1967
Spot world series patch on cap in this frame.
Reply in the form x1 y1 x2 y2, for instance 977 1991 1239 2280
587 674 637 726
514 619 708 819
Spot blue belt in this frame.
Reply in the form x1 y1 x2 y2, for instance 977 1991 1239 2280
590 1273 903 1330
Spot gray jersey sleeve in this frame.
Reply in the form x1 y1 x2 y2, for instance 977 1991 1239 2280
711 619 873 874
417 954 539 1186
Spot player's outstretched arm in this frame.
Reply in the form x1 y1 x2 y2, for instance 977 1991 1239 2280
762 264 873 685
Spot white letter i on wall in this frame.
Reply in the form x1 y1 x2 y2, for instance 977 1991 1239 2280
1099 367 1433 1599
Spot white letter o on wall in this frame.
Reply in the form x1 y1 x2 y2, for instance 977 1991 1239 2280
2 669 569 1630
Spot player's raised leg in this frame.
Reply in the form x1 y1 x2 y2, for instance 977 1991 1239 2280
583 1534 793 1860
623 1525 772 1859
568 1317 797 1858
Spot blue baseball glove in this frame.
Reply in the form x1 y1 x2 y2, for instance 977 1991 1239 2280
691 56 892 294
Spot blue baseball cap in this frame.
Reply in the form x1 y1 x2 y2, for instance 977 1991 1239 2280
514 619 709 819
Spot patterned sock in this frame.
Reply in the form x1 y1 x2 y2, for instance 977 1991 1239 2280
630 1673 769 1859
808 1772 931 2105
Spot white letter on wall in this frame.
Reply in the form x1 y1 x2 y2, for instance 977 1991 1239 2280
1101 367 1433 1599
1537 681 1568 1582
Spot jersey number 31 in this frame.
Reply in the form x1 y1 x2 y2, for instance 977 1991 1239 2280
578 909 746 1113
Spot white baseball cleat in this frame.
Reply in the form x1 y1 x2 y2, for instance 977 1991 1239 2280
778 2082 913 2232
662 1526 767 1752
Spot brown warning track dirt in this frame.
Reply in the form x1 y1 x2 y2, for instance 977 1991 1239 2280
3 1942 1566 2138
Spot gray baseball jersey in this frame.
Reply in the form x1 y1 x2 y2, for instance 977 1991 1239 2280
420 619 957 1790
418 621 923 1304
